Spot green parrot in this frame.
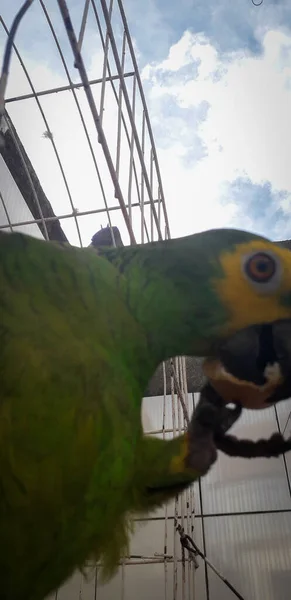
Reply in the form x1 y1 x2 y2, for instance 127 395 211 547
1 227 291 600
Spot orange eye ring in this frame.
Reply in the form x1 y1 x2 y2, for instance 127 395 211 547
245 252 276 283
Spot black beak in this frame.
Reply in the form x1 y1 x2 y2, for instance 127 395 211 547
217 319 291 403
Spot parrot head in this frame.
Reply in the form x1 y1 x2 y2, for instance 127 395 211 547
210 235 291 337
199 232 291 410
89 226 291 410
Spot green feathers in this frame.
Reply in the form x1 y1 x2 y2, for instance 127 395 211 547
1 229 291 599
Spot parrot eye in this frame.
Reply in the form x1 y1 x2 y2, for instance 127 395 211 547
245 253 276 283
242 250 282 293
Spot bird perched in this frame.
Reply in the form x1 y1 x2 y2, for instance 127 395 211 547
1 227 291 600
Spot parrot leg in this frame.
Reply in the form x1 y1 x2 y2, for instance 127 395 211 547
204 384 291 459
134 387 242 511
183 384 242 475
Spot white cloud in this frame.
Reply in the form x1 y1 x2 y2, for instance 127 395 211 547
141 28 291 239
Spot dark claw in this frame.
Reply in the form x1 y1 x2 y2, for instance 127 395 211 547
192 384 291 461
185 385 243 476
192 384 242 435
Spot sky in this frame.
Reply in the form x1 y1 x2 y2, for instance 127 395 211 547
0 0 291 245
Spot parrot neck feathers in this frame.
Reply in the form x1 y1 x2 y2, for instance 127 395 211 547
101 235 227 365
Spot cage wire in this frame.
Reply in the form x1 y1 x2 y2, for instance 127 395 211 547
0 2 291 600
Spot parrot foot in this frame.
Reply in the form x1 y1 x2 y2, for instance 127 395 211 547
198 383 291 459
185 384 242 475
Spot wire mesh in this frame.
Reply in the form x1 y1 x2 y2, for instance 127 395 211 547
0 0 169 248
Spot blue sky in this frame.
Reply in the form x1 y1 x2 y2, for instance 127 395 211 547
1 0 290 243
125 0 291 60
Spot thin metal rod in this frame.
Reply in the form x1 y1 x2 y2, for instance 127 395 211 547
282 410 291 436
146 426 186 436
56 0 136 244
175 522 246 600
0 189 13 231
5 73 134 104
275 406 291 497
134 508 291 523
0 0 34 127
150 149 154 241
176 358 186 600
181 357 197 597
170 359 190 426
127 73 136 225
162 361 169 600
171 365 179 600
0 200 159 231
101 556 191 567
140 111 145 244
99 0 163 240
99 0 113 128
116 0 171 239
115 31 126 180
76 0 90 53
